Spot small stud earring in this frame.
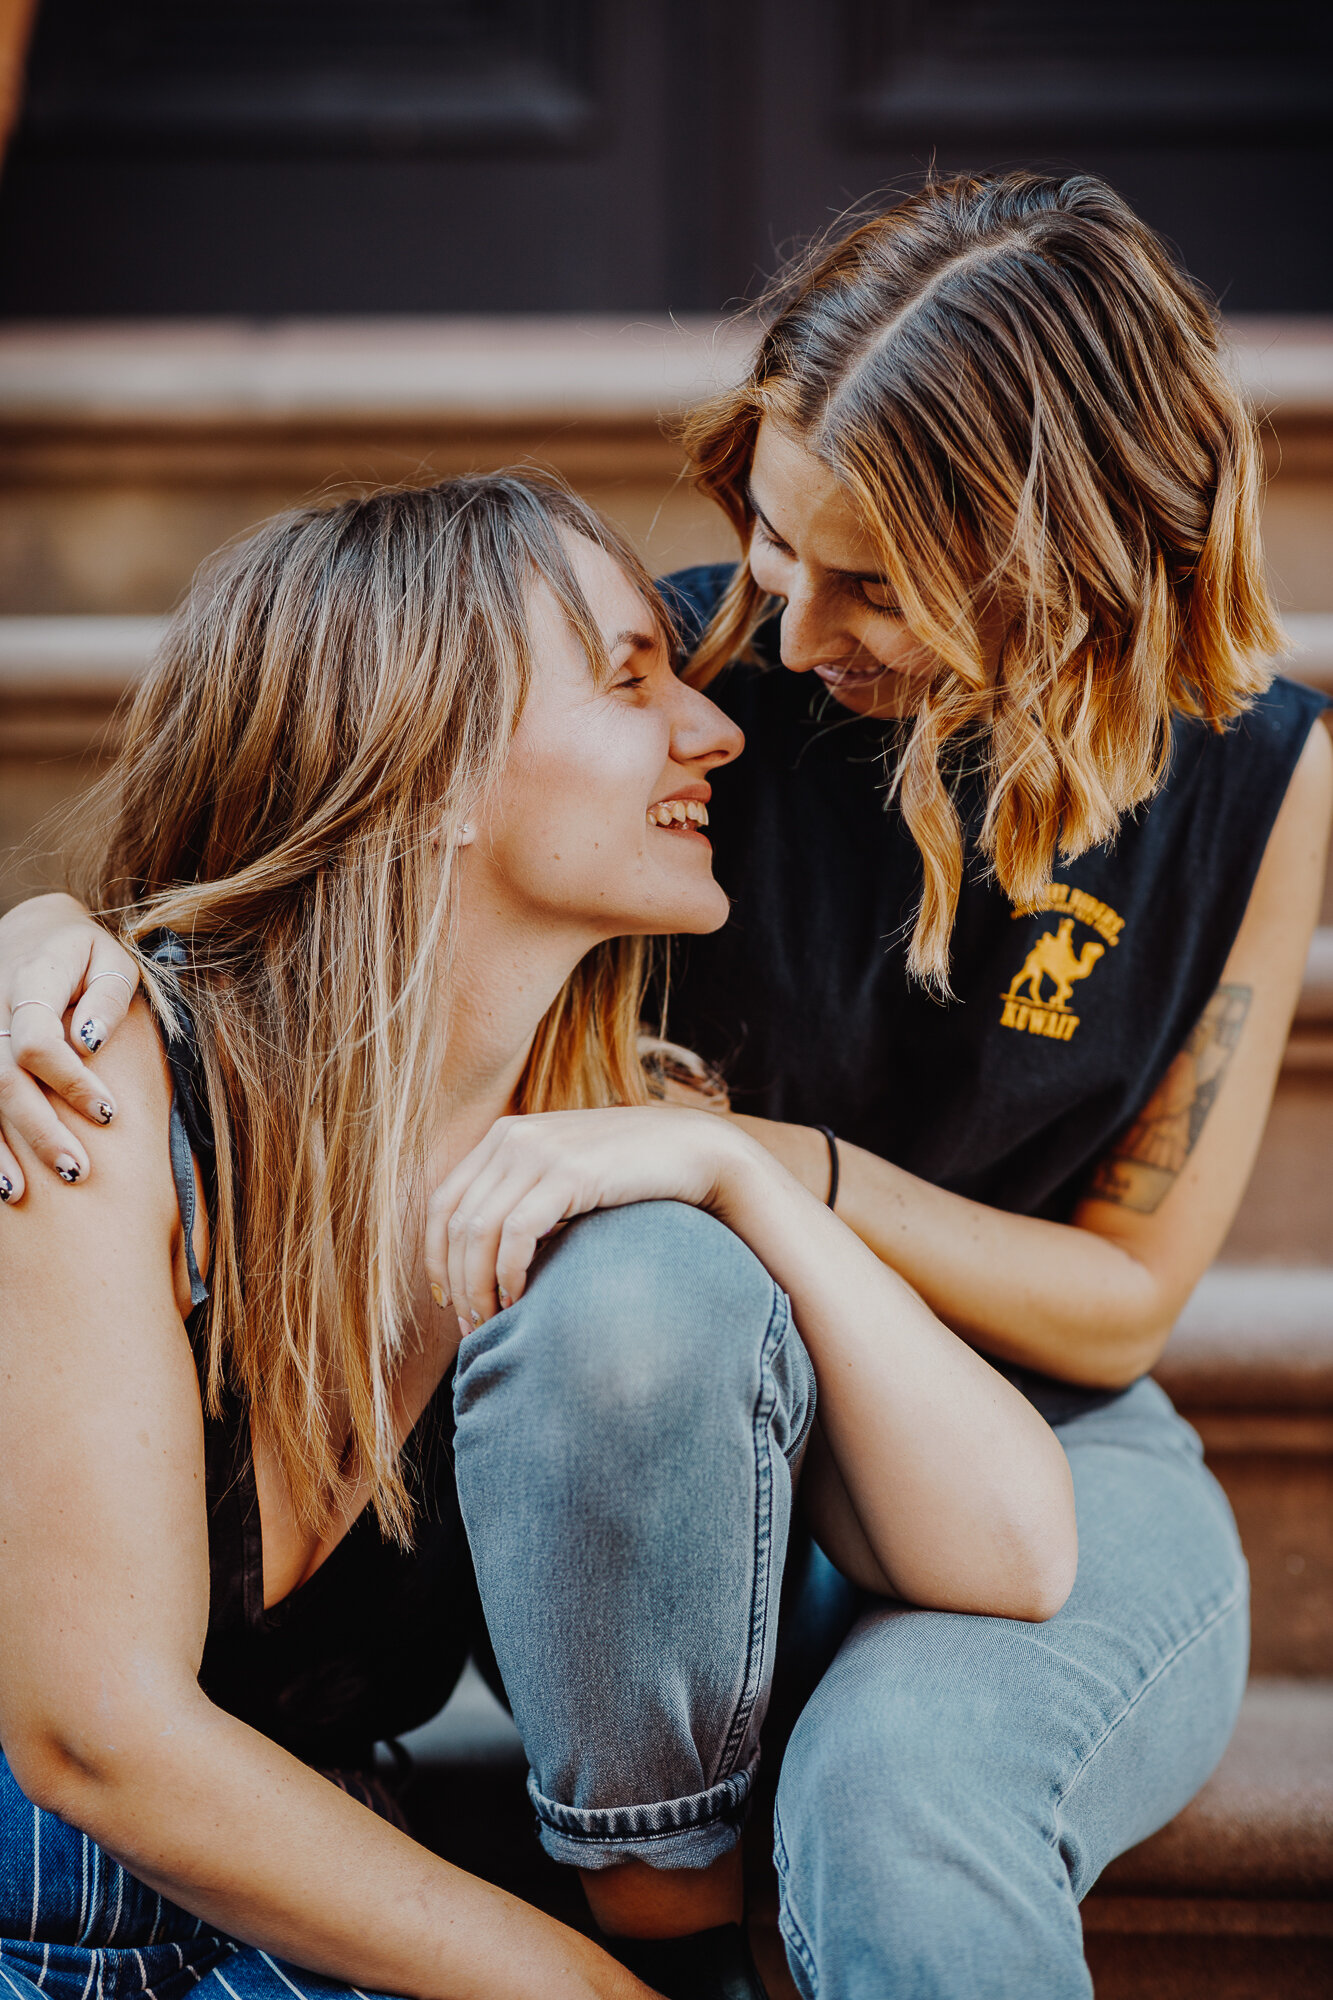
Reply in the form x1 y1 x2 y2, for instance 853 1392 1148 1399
458 822 476 844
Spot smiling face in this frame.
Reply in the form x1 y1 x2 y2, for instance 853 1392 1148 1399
746 417 957 720
466 531 743 947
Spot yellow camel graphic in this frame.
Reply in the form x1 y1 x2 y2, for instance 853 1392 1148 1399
1005 919 1105 1012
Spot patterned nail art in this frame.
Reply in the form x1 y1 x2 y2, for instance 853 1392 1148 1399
469 1308 482 1326
78 1019 105 1054
430 1282 446 1309
96 1102 114 1125
498 1289 513 1310
0 1175 13 1204
55 1156 81 1184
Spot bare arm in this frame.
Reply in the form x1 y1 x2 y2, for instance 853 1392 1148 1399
707 1138 1077 1617
735 720 1333 1388
425 1110 1078 1621
0 1009 643 2000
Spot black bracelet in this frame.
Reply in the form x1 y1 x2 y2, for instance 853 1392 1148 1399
815 1124 840 1210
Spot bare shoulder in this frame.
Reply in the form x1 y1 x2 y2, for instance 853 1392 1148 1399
1232 714 1332 947
1265 714 1333 861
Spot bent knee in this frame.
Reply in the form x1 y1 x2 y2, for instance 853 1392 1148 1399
460 1200 805 1438
540 1200 776 1316
528 1201 786 1384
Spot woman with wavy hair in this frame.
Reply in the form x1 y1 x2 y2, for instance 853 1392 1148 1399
2 172 1330 1996
0 471 1075 2000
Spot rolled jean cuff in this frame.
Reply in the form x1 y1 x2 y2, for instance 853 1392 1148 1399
527 1756 757 1871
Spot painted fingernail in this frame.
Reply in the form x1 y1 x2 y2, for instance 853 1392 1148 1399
0 1175 13 1204
78 1019 105 1054
95 1102 114 1125
469 1308 482 1327
498 1289 512 1310
430 1282 446 1309
457 1313 470 1341
55 1154 81 1184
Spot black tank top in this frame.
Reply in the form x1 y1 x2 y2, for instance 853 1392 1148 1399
660 565 1327 1225
148 937 477 1769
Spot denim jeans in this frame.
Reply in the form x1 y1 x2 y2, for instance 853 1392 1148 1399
453 1199 817 1871
0 1765 408 2000
771 1377 1249 1999
465 1206 1247 1995
1 1201 1245 2000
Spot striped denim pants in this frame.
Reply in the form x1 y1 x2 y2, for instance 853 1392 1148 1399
0 1754 402 2000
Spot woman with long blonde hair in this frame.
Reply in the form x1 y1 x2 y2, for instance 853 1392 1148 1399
0 471 1075 2000
4 171 1330 1997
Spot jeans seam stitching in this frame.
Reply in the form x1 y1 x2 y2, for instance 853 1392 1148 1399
527 1763 754 1838
1051 1577 1248 1817
712 1281 788 1784
773 1805 818 1995
535 1814 743 1845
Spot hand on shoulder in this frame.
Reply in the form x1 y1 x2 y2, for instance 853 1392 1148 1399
0 893 140 1198
1 997 185 1301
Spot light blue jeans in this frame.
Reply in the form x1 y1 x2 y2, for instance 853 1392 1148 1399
459 1203 1249 2000
454 1200 818 1872
770 1372 1249 1998
0 1202 1246 2000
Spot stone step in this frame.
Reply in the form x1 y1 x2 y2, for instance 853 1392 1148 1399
1222 1064 1333 1268
0 315 1328 615
0 317 754 617
1156 1266 1333 1677
1082 1677 1333 2000
1157 1265 1333 1413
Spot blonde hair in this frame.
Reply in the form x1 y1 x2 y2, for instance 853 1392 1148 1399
682 171 1282 989
73 474 670 1538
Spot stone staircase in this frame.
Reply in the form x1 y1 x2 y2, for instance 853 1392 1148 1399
0 318 1330 1997
1082 1268 1333 1999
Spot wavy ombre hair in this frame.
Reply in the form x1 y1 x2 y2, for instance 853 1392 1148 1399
72 475 669 1538
682 171 1282 989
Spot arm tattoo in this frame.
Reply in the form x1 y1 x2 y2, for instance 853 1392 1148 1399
1087 983 1253 1215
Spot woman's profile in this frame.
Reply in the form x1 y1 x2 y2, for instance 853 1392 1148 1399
0 471 1075 2000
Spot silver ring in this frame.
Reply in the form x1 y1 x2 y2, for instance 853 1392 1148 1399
10 999 60 1018
86 971 135 993
0 1030 10 1039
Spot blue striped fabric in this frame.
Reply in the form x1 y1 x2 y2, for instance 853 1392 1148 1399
0 1756 403 2000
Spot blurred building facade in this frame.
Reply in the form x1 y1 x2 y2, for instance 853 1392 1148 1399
0 0 1330 318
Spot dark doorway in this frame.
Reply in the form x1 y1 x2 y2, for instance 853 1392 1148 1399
1 0 1330 316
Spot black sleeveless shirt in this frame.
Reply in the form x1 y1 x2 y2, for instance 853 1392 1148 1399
659 565 1327 1226
148 938 477 1770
